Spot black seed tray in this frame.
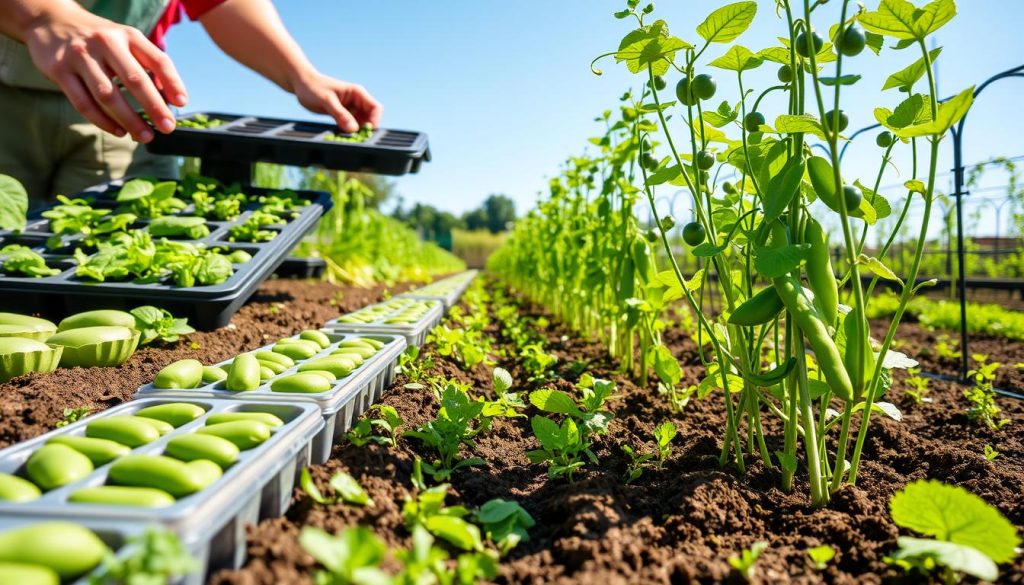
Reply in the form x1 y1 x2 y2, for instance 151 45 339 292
0 178 332 330
147 112 431 176
273 256 326 279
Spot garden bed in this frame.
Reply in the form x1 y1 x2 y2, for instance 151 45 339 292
0 278 412 449
209 279 1024 584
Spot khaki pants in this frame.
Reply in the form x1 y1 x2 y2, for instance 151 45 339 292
0 82 178 209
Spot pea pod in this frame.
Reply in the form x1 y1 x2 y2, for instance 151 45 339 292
86 416 160 447
340 337 383 350
196 420 271 450
205 412 284 427
26 444 94 490
272 340 320 360
107 454 207 497
48 436 130 466
297 356 355 378
334 345 374 359
254 351 294 368
807 156 866 219
186 459 223 489
0 472 41 502
226 353 261 391
134 402 206 427
153 359 204 389
0 562 59 585
803 218 839 326
0 522 108 579
132 416 173 436
773 276 854 402
842 308 875 402
57 309 135 332
299 330 331 349
69 485 175 508
328 351 363 366
301 369 337 383
631 237 654 284
259 366 275 381
166 433 239 468
727 287 785 326
257 359 287 375
202 365 228 383
0 313 56 341
271 372 333 394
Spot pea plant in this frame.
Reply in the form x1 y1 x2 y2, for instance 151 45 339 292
494 0 967 507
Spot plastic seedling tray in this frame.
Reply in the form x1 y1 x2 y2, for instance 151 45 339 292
135 332 406 464
398 270 479 309
0 517 196 585
148 112 431 176
0 398 323 582
273 256 327 279
323 298 445 347
0 178 332 330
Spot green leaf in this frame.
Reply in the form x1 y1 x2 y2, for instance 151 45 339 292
651 344 682 386
116 179 155 202
754 243 811 278
300 467 330 504
859 254 903 284
890 480 1021 563
530 415 562 451
703 100 739 128
424 515 482 551
696 1 758 43
329 471 374 507
757 46 791 64
889 537 998 582
616 20 692 76
646 164 681 186
883 48 941 92
0 175 27 231
774 114 826 140
709 45 763 72
493 367 513 393
530 389 583 416
858 0 956 41
895 86 974 138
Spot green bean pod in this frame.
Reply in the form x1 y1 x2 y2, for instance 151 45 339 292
0 562 59 585
205 412 284 427
0 522 108 579
803 218 839 326
165 433 239 468
0 472 41 502
773 276 854 402
26 444 94 491
85 416 160 447
107 454 206 497
727 287 785 326
226 353 261 391
196 420 271 450
134 402 206 427
68 485 175 508
47 436 130 466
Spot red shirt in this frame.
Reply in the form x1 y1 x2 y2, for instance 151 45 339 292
150 0 227 49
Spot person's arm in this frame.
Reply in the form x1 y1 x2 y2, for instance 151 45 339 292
0 0 186 142
198 0 381 132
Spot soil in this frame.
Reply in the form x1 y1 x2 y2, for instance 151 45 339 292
209 278 1024 585
0 277 413 449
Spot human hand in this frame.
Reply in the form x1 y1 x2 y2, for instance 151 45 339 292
24 10 187 142
292 71 382 133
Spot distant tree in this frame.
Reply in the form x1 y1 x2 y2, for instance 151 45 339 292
482 194 516 233
463 208 488 232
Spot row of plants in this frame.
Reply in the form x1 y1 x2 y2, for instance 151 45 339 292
294 172 466 285
294 278 1020 584
491 0 984 511
868 290 1024 341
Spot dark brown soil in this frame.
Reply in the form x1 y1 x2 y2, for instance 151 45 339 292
0 277 413 449
212 279 1024 585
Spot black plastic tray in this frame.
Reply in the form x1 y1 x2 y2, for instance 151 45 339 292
273 256 326 279
0 178 331 330
147 113 431 176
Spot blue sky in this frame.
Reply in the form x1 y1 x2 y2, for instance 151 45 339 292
166 1 1024 236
